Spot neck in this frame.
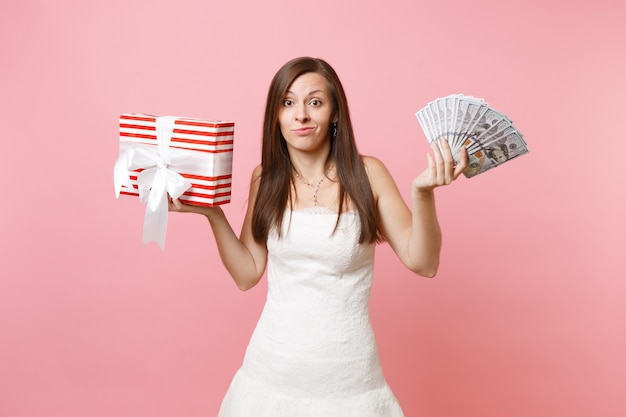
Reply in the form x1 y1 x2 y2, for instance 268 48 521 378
287 145 332 177
290 153 332 180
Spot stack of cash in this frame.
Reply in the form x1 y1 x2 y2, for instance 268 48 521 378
416 94 529 178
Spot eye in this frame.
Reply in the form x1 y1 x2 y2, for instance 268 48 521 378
283 99 294 106
309 99 322 106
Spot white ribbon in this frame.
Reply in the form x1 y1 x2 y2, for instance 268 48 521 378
114 116 192 249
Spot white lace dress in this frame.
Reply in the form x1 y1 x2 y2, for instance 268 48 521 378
217 208 405 416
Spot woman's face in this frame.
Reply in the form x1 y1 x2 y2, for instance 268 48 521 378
278 72 335 156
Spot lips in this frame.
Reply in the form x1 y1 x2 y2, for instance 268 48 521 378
293 127 314 135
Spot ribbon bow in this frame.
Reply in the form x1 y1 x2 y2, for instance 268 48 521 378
114 116 192 248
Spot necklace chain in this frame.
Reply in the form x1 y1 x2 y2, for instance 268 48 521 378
293 165 334 206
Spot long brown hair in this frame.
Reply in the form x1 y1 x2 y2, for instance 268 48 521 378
251 57 382 244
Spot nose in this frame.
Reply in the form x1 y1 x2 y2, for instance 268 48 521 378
295 103 309 122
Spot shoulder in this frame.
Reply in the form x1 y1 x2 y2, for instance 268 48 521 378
251 163 263 179
360 155 399 200
250 164 264 186
361 155 395 199
361 155 392 178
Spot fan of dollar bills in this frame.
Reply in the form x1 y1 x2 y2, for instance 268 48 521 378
415 94 529 178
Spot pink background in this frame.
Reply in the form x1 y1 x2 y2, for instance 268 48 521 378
1 0 625 416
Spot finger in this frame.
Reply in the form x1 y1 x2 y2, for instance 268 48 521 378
439 138 456 184
440 136 454 158
452 145 469 179
430 141 445 184
430 139 443 158
169 197 183 212
426 152 435 175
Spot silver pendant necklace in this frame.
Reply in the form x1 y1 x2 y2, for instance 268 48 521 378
294 165 334 206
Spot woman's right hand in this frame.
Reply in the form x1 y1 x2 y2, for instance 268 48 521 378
168 198 222 218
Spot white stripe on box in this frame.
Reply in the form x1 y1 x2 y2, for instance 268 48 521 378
119 126 234 141
119 135 234 152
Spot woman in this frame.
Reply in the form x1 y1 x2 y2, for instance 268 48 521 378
170 57 468 416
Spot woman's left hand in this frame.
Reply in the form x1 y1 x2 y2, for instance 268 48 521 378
413 138 468 193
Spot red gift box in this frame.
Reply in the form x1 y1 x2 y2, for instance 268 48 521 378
116 113 234 206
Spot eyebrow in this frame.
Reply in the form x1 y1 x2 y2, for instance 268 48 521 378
285 89 325 96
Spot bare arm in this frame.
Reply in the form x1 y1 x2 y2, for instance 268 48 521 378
368 138 467 277
169 165 268 290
